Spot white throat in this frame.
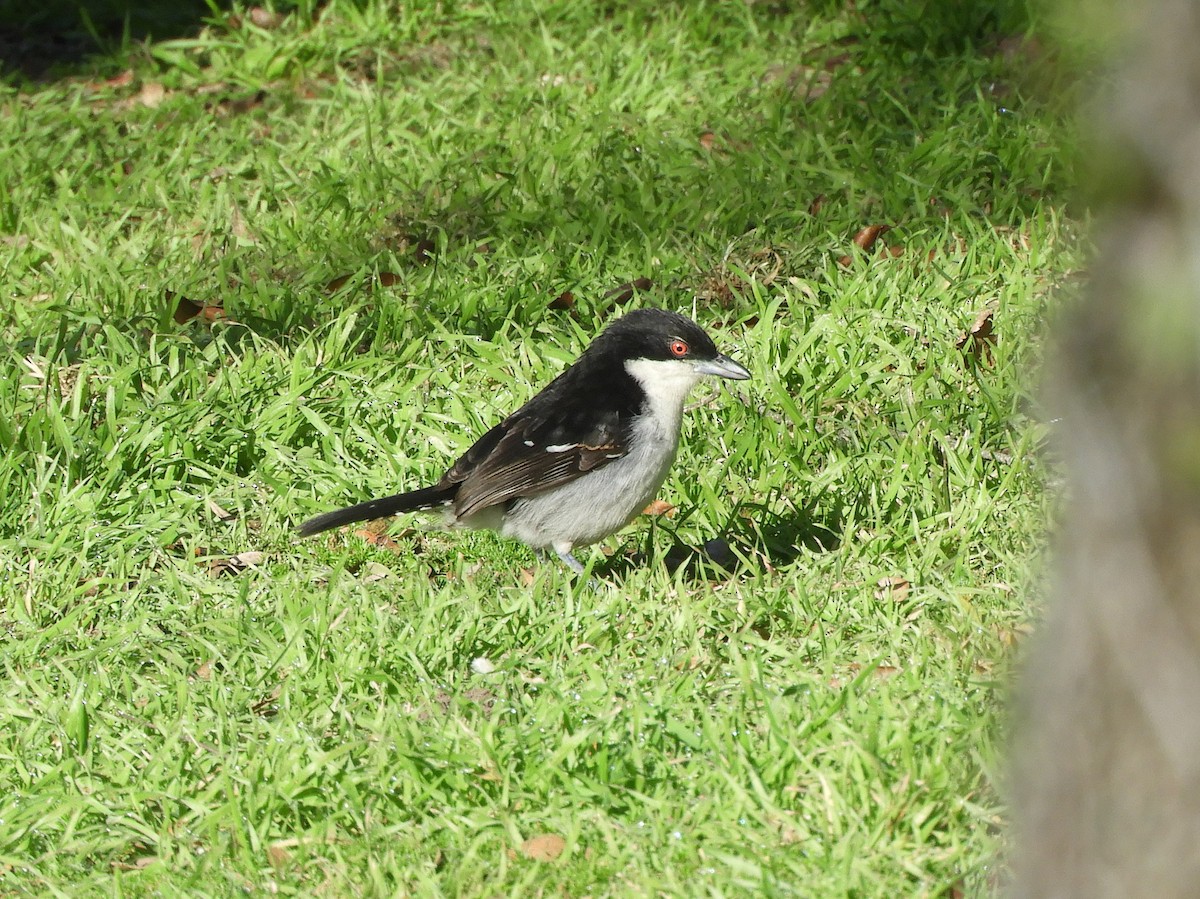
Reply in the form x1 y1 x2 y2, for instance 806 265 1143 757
624 358 705 427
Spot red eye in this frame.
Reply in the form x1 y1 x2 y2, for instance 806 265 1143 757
669 339 689 357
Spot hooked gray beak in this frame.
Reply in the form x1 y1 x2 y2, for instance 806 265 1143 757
694 353 751 381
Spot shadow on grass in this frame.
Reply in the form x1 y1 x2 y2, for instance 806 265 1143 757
0 0 231 80
595 498 843 582
4 0 1049 352
4 0 1056 427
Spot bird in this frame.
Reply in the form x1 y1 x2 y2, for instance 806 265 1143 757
297 307 751 573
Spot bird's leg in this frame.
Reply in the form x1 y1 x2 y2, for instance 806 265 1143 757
556 549 586 575
545 541 586 575
534 547 579 572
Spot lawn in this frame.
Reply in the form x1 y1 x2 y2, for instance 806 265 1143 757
0 1 1079 895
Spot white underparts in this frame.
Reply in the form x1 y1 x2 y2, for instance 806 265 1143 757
482 356 708 551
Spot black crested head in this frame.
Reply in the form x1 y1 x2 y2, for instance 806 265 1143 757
586 308 720 364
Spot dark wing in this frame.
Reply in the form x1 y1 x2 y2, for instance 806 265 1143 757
438 402 631 519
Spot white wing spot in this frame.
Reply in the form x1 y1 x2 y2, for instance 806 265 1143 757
545 443 576 453
523 440 535 447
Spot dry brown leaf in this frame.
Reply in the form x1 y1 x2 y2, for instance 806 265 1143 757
138 82 166 108
171 292 202 323
229 202 257 244
956 309 996 362
227 550 264 567
808 194 827 215
362 562 392 584
195 660 213 680
249 6 284 28
699 130 717 150
549 290 575 310
209 551 266 577
642 499 676 517
170 291 227 325
325 273 352 293
266 842 290 868
207 499 235 521
87 69 133 91
852 224 890 252
353 526 404 551
837 254 854 267
604 277 653 305
520 834 565 862
325 272 403 293
875 576 911 601
970 307 996 338
824 51 853 71
356 528 399 548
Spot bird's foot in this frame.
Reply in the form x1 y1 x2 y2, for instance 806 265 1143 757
555 549 586 575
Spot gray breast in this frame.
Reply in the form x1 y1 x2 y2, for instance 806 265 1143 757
496 412 680 550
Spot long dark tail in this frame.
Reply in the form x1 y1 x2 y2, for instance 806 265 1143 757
296 485 455 537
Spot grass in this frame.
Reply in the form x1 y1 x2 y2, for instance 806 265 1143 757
0 0 1079 895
